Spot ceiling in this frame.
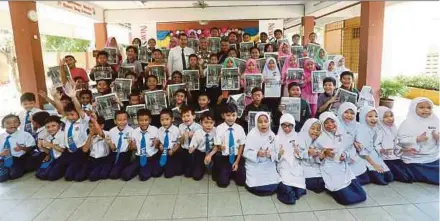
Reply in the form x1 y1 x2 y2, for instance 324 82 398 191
90 1 305 10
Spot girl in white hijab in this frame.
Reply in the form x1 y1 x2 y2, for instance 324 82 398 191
337 102 370 185
314 112 366 205
397 97 439 185
244 112 280 196
297 118 325 193
376 106 413 183
275 114 306 205
333 55 349 77
356 106 394 185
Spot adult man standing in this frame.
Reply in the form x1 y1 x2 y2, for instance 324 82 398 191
168 33 195 73
217 39 230 64
196 37 210 70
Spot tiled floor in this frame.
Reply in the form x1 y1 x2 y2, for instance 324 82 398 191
0 173 438 221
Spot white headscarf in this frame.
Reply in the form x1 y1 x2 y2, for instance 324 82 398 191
333 55 349 75
276 114 297 166
262 57 281 81
398 97 439 142
377 106 397 139
356 106 378 154
337 102 359 137
318 112 345 142
298 118 320 150
245 112 276 162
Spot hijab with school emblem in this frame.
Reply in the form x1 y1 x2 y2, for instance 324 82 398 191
398 97 439 139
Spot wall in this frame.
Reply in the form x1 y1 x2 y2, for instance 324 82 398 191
157 20 259 31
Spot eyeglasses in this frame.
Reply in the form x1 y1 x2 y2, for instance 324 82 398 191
281 123 294 128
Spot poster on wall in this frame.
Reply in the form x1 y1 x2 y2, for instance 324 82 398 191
131 23 158 43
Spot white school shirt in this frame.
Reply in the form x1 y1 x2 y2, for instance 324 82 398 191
109 125 134 153
275 114 306 189
46 131 66 159
243 112 280 187
397 97 440 164
179 122 202 149
214 122 246 156
63 115 90 152
19 107 41 132
167 46 195 73
89 131 110 159
189 129 216 152
315 112 355 192
0 130 35 158
132 126 159 157
81 103 93 112
157 125 181 148
297 119 322 178
35 127 50 142
356 107 390 172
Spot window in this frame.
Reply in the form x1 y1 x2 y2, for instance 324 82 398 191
352 28 360 39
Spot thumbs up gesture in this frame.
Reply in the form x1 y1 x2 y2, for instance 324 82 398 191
416 132 429 143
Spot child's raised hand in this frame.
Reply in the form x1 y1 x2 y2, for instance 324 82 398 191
265 148 272 158
353 142 363 152
416 132 429 143
308 148 319 157
323 148 334 158
257 148 266 157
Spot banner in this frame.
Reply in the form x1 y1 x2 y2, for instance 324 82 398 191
131 23 157 43
259 20 284 39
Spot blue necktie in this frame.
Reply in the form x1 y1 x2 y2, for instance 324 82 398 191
205 133 210 153
139 132 147 167
24 111 32 134
115 131 123 164
67 122 78 152
40 137 55 169
82 105 87 110
228 128 235 164
3 135 13 168
160 130 169 167
186 126 192 146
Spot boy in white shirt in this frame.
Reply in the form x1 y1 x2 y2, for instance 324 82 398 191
105 110 134 179
121 109 161 181
157 108 182 178
35 116 67 181
178 107 202 177
0 114 35 182
76 115 110 181
18 92 41 134
211 103 246 187
62 81 91 181
189 111 216 180
24 111 50 172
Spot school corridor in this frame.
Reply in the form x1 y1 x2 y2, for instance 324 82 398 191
0 172 437 221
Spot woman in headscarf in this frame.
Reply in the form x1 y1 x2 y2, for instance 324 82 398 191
397 97 439 185
356 106 394 185
376 106 413 183
297 118 325 193
281 54 300 96
104 37 122 71
242 59 261 106
244 112 280 196
337 102 370 185
187 29 199 40
216 57 240 105
314 48 328 70
301 59 318 117
275 114 306 204
314 112 367 205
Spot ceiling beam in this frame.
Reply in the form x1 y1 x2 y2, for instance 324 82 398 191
104 5 304 23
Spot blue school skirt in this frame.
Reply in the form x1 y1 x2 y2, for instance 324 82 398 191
305 177 326 193
277 182 307 205
406 159 439 185
330 179 367 205
246 183 279 196
384 159 413 183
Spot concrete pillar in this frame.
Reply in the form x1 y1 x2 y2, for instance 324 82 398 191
9 1 46 107
94 22 108 49
358 1 385 102
302 16 315 45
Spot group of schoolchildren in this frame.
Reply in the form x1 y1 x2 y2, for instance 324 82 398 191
0 29 438 207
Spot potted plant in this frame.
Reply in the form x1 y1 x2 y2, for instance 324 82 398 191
380 79 408 109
